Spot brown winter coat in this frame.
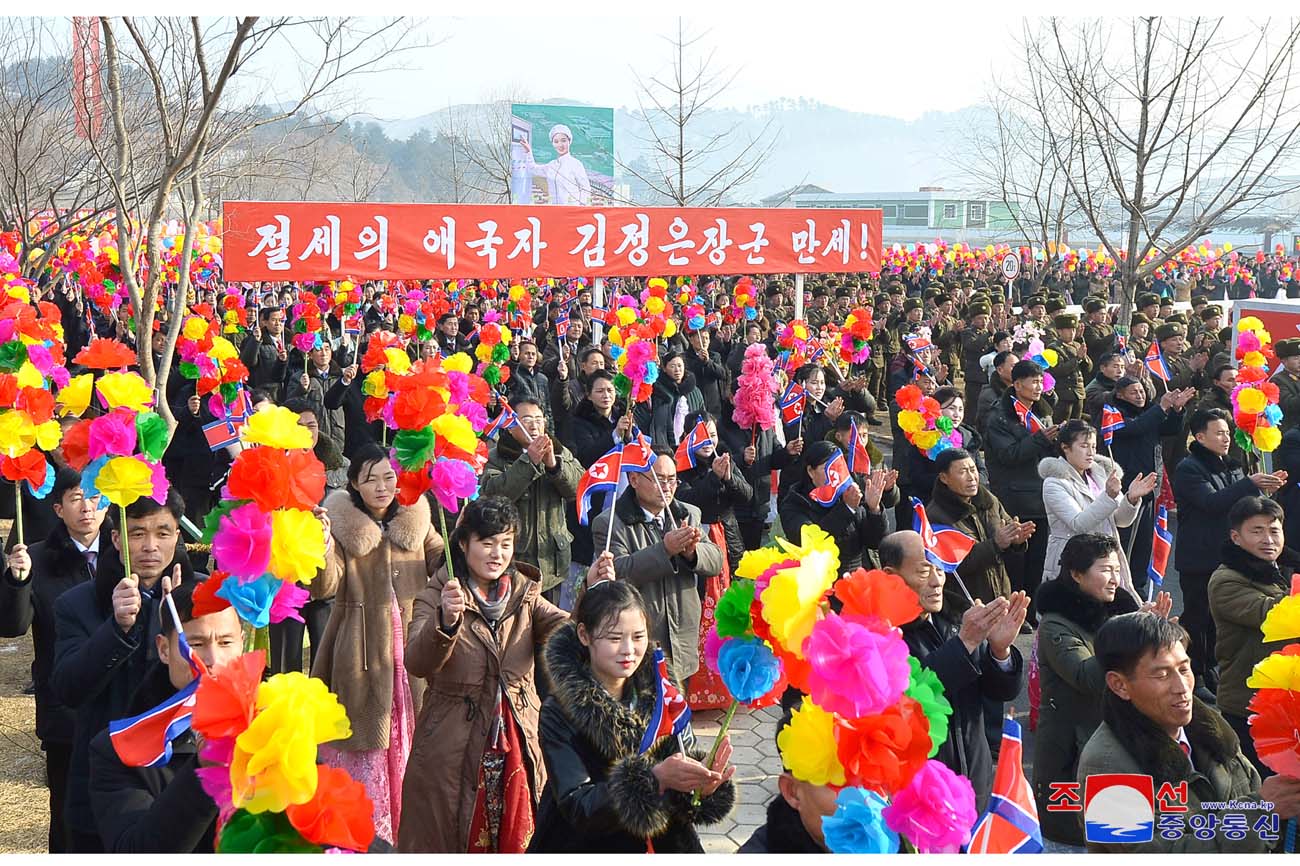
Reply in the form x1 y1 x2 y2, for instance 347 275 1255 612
398 562 569 853
925 477 1024 617
309 490 444 752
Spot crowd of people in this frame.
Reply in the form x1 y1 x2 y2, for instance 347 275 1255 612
6 260 1300 854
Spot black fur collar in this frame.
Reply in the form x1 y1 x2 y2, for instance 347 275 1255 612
1218 540 1292 590
1100 692 1240 788
1035 577 1139 634
755 796 825 853
1188 440 1241 473
928 474 998 519
543 621 659 762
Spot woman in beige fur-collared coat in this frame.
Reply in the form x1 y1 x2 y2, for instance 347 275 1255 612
1037 420 1157 602
310 443 444 845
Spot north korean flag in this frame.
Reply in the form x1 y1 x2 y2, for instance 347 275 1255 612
1100 404 1125 447
847 417 871 475
912 497 977 572
809 450 853 507
639 647 692 754
483 397 520 440
577 448 621 526
779 381 807 427
1148 504 1172 589
1144 341 1170 382
620 428 657 474
674 419 713 472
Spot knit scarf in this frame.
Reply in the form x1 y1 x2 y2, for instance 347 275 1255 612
470 575 513 626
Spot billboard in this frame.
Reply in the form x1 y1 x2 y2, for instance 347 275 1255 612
222 201 884 281
509 103 615 206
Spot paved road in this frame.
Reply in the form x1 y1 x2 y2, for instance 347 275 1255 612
694 429 1188 852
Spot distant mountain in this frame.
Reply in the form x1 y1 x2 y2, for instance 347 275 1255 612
355 99 982 202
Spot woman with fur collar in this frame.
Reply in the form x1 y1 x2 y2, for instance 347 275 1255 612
310 443 444 846
399 496 568 854
1038 420 1157 602
530 581 736 852
1032 534 1170 846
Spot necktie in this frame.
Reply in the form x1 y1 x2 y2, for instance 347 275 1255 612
84 550 97 574
1180 740 1192 765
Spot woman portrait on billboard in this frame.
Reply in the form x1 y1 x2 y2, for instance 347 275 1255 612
520 124 592 206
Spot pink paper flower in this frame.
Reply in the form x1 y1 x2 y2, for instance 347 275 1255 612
704 624 724 670
149 460 170 505
429 458 478 513
87 410 138 461
461 401 487 431
804 614 911 718
882 759 977 853
269 579 311 624
447 371 470 404
212 502 273 579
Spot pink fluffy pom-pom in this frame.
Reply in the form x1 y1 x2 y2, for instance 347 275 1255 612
733 344 780 431
803 614 911 718
882 759 977 853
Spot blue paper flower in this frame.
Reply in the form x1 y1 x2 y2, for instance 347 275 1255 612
644 361 660 386
27 461 55 500
1265 403 1284 426
81 455 112 511
822 787 899 854
717 636 781 703
216 573 282 629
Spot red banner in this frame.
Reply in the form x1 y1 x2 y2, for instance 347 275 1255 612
221 201 882 281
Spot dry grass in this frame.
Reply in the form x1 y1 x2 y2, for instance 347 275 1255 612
0 633 46 853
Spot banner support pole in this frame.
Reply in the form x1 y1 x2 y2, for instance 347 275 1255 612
593 276 605 343
794 273 805 320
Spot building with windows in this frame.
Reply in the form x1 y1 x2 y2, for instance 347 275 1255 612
778 187 1024 245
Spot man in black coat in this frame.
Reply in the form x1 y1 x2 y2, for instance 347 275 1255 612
1 468 107 852
88 581 241 852
238 307 290 401
683 327 728 419
50 490 197 852
883 530 1026 812
324 360 382 461
1173 408 1285 702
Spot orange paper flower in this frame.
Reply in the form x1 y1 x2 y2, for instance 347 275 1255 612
74 338 137 369
227 447 291 512
193 649 266 741
835 568 923 629
285 766 375 852
834 696 931 795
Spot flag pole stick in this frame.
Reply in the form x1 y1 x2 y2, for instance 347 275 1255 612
602 426 627 555
1125 500 1145 564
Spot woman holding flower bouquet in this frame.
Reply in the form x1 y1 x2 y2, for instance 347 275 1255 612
310 443 445 845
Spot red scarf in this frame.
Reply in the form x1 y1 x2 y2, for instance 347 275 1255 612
466 694 535 853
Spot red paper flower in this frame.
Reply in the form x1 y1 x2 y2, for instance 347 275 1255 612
283 448 326 511
192 648 265 741
0 450 47 487
227 447 292 512
74 338 137 369
895 385 923 411
16 387 55 424
1246 687 1300 778
835 568 923 629
191 571 233 618
285 766 376 852
835 696 931 795
60 419 92 471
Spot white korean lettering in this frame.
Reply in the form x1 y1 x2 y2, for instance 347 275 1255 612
466 220 505 270
613 213 650 267
822 219 851 265
298 215 341 271
657 216 696 266
569 213 607 268
507 216 549 270
421 217 457 270
792 219 820 265
738 222 769 265
354 215 389 270
248 215 290 271
698 218 734 266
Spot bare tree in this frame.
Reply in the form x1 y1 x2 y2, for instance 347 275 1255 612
956 93 1085 289
1012 17 1300 323
437 94 525 204
92 16 418 430
624 18 778 206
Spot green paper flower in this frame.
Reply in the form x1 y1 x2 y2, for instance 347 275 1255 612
905 656 953 757
492 343 510 363
483 365 501 387
0 341 27 373
715 579 756 638
613 372 632 397
1234 426 1254 454
178 361 201 381
219 381 240 404
135 412 169 461
393 426 436 470
935 416 954 435
201 499 240 544
217 809 322 854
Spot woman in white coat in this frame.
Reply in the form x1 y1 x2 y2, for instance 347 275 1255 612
1037 419 1158 602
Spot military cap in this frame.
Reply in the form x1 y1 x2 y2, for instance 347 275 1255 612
873 293 890 307
1131 312 1154 327
903 297 924 313
1166 312 1187 326
924 288 944 303
1084 297 1107 314
1155 322 1186 342
1025 295 1046 308
1053 313 1079 329
968 303 992 317
1190 294 1209 307
1200 305 1223 321
1276 338 1300 359
1046 297 1068 314
1137 292 1160 309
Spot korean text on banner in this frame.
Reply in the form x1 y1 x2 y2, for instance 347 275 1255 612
222 202 884 281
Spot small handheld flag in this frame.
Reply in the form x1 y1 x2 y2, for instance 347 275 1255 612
966 717 1043 853
674 419 713 472
620 428 657 474
1100 404 1125 447
847 417 871 475
1144 341 1170 382
779 381 807 427
809 450 853 507
1148 504 1172 593
483 398 520 440
555 305 570 340
577 448 621 526
912 497 977 574
639 647 691 754
1013 398 1044 434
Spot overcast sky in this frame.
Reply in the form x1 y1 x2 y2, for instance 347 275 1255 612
247 14 1016 123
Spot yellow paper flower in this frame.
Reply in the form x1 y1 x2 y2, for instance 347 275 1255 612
912 429 941 450
362 370 388 398
607 326 622 346
239 406 313 450
397 314 415 334
35 420 61 452
183 317 209 340
645 296 666 316
0 411 36 457
1239 316 1263 333
761 525 841 656
268 508 326 584
1243 351 1267 369
432 413 477 455
509 284 526 303
1237 388 1266 415
664 319 678 339
897 410 925 433
15 361 44 390
616 307 638 327
96 456 155 507
648 277 668 290
442 352 473 374
230 673 351 813
58 373 94 417
384 348 411 375
96 372 154 412
1041 348 1059 367
1254 425 1282 452
1260 594 1300 643
209 336 238 362
777 700 845 787
1248 651 1300 692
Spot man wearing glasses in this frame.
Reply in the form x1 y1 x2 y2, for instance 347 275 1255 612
591 448 723 686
